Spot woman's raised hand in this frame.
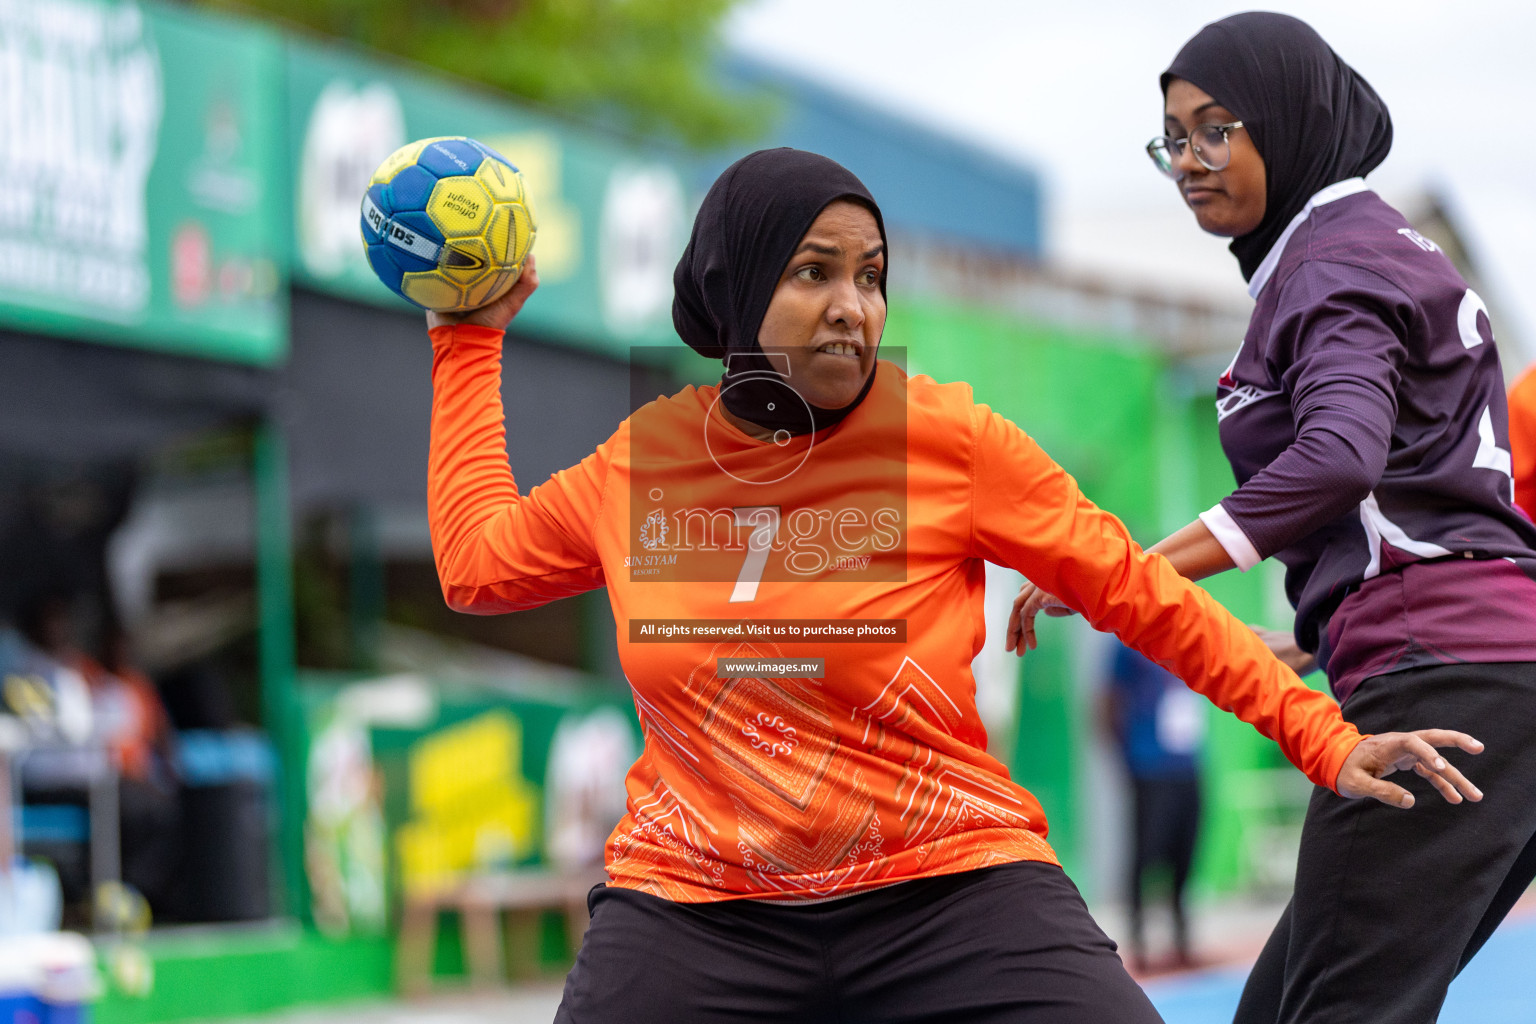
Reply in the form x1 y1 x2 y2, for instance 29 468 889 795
426 254 540 333
1336 730 1485 809
1005 580 1076 656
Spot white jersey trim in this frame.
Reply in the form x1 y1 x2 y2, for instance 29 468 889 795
1472 406 1516 501
1248 178 1372 300
1199 502 1262 572
1357 492 1452 580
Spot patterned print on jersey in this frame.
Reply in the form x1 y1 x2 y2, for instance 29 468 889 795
429 322 1365 902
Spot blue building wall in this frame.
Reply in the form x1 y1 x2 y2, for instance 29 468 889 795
713 55 1044 259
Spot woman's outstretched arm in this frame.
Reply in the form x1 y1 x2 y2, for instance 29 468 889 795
427 259 611 613
1006 519 1236 655
969 404 1480 807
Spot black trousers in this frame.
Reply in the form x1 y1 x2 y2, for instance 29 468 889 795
1128 775 1201 957
1235 660 1536 1024
555 859 1164 1024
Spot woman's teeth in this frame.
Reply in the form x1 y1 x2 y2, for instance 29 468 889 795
820 343 857 356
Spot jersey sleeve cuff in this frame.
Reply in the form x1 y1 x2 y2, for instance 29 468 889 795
1199 502 1263 572
429 323 505 351
1323 730 1369 794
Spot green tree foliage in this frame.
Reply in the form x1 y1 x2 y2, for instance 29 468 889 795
193 0 770 148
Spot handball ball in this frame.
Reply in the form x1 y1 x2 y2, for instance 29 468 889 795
359 136 536 312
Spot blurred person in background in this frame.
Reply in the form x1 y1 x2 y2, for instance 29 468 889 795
1510 363 1536 519
9 594 94 747
12 593 178 914
89 624 180 913
10 592 105 917
427 147 1479 1023
1012 13 1536 1023
92 625 176 791
1101 641 1204 972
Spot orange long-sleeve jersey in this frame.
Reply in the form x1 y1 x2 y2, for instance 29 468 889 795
1511 365 1536 520
429 324 1363 902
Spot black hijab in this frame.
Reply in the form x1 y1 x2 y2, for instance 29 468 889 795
672 148 887 436
1161 12 1393 282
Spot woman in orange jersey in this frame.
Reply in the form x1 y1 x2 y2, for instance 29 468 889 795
1511 362 1536 520
426 148 1480 1024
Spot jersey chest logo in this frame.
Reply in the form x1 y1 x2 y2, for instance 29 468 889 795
1216 383 1283 422
1215 343 1281 422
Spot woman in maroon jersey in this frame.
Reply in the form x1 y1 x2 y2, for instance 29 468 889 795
1009 12 1536 1023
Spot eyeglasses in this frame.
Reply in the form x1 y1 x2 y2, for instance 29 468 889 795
1146 121 1245 179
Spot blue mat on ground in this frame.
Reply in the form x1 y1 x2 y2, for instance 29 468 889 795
1145 916 1536 1024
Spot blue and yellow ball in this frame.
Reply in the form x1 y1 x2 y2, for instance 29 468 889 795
359 136 536 312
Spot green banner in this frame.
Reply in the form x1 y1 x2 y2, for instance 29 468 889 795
0 0 288 365
287 40 691 356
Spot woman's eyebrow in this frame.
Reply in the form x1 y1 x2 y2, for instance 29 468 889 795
1167 101 1229 127
792 241 885 258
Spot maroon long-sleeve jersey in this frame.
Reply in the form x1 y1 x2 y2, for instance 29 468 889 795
1200 180 1536 699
